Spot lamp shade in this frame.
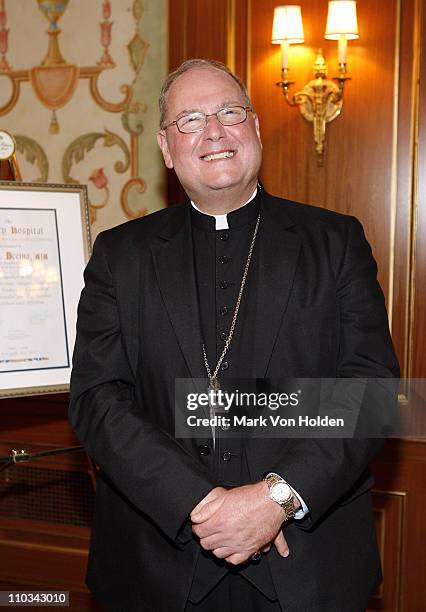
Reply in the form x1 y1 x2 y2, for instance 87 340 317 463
272 5 304 44
325 1 359 40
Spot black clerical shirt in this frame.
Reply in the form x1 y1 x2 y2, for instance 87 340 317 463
188 190 278 603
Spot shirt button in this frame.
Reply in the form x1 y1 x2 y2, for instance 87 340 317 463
198 445 210 456
220 361 229 371
222 451 232 461
219 280 229 289
218 255 230 264
220 306 229 316
220 332 228 341
219 232 229 241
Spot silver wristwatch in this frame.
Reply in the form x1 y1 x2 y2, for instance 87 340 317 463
264 472 295 521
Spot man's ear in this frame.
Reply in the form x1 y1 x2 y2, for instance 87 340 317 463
254 114 262 148
156 130 174 169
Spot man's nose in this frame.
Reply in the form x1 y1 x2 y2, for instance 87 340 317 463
203 114 226 140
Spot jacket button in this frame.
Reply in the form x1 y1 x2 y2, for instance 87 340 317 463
219 232 229 241
219 280 229 289
220 306 229 316
222 451 232 461
220 361 229 371
220 332 228 341
198 445 210 456
218 255 230 264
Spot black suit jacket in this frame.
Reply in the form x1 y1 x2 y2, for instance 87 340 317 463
69 191 399 612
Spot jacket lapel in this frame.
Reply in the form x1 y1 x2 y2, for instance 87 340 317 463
150 204 206 380
253 192 301 377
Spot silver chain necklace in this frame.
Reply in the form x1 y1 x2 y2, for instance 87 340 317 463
202 212 261 393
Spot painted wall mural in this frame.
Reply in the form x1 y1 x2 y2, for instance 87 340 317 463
0 0 167 236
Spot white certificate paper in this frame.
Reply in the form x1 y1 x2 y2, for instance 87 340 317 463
0 208 69 372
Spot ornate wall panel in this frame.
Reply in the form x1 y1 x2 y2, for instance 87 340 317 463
370 440 426 611
0 0 167 238
411 0 426 378
370 491 406 611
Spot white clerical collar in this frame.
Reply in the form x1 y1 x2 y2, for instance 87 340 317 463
190 187 258 230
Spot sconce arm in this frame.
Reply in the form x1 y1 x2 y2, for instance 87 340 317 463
331 75 351 103
276 81 314 108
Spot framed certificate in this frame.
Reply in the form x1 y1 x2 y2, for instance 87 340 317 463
0 182 91 398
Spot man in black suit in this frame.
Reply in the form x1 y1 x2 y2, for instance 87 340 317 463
69 59 399 611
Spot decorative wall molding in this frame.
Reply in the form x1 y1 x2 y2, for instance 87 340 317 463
0 0 166 236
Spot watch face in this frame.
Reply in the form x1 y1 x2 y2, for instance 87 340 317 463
271 482 292 503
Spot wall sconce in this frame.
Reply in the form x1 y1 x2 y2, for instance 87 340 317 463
272 1 359 164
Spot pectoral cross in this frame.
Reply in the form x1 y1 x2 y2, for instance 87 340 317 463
208 376 220 396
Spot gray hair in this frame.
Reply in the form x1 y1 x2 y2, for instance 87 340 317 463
158 58 251 129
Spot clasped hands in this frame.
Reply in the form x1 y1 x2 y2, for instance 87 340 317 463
190 481 294 566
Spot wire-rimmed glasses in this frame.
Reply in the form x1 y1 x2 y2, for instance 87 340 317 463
164 105 253 134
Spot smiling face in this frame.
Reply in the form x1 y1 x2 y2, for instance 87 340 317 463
157 67 262 210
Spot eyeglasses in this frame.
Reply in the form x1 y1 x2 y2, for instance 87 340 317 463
164 105 253 134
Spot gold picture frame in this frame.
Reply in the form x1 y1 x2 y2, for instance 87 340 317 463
0 181 91 398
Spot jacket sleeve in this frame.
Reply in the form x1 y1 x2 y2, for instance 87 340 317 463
69 232 217 545
269 216 400 529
